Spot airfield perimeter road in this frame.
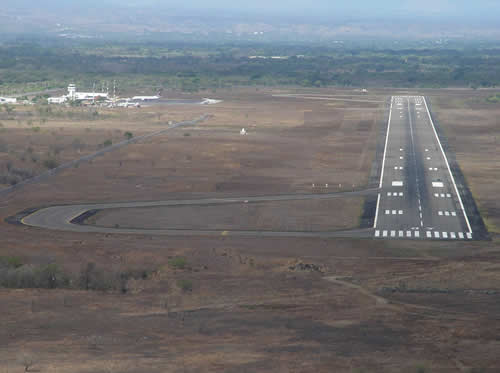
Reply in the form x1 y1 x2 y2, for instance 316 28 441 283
374 96 473 240
19 190 378 238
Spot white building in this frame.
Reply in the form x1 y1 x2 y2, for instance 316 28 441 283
67 84 109 101
0 97 17 104
48 96 67 104
48 84 109 104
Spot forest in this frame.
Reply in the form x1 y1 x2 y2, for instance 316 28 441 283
0 39 499 93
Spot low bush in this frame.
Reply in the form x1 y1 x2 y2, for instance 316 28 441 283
169 257 187 270
177 279 193 292
43 158 59 169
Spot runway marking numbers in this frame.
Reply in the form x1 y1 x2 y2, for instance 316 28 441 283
392 181 403 186
432 182 444 188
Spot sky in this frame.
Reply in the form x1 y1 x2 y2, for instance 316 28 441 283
10 0 500 19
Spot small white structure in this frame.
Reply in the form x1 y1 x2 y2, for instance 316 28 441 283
0 97 17 104
240 128 247 135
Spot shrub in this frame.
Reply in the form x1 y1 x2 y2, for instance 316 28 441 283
124 131 133 140
103 139 112 147
169 257 187 270
0 263 70 289
0 256 23 269
43 158 59 169
177 279 193 292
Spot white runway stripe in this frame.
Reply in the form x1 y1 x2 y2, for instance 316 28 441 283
426 231 432 238
415 231 420 238
467 233 472 239
458 232 464 239
450 232 456 239
442 232 448 239
375 230 380 237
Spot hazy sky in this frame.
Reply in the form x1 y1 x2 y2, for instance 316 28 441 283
9 0 500 22
115 0 500 18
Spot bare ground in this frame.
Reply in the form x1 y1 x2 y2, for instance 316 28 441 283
0 87 499 372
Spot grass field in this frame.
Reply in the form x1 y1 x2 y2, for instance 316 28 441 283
1 87 500 372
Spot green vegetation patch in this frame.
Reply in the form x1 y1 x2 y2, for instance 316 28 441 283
177 279 193 292
169 257 188 270
486 94 500 103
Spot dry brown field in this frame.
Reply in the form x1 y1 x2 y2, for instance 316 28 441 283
0 87 499 373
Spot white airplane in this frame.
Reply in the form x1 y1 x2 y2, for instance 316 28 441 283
201 98 222 105
132 96 160 101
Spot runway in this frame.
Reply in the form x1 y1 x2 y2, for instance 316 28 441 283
374 96 473 240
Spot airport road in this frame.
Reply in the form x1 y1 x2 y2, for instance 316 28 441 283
374 96 473 240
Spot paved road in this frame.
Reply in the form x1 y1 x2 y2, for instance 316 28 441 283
20 189 378 237
374 96 473 240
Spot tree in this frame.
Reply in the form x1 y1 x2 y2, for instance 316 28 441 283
18 352 36 372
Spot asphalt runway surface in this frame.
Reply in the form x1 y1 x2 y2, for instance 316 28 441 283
373 96 473 240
